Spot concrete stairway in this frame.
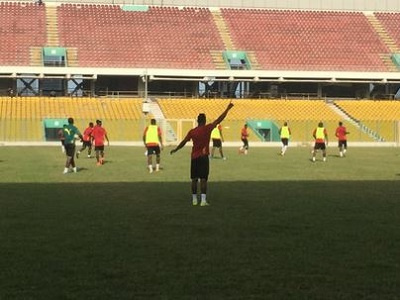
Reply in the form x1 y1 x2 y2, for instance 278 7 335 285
45 5 59 47
210 10 234 70
29 47 42 66
246 51 261 70
327 101 385 141
210 50 227 70
66 47 79 67
148 98 177 142
212 10 235 50
366 14 399 72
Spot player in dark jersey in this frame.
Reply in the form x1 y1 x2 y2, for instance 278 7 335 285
170 101 234 206
62 117 83 174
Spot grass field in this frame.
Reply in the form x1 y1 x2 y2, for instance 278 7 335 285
0 145 400 299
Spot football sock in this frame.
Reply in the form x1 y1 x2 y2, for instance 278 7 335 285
192 194 198 204
201 194 206 203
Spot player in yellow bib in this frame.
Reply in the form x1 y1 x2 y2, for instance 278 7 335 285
312 122 328 162
279 122 291 156
210 124 225 160
143 119 164 173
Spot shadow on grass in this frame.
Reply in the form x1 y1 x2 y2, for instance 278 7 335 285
0 181 399 299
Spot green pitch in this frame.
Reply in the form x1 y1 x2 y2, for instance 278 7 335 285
0 146 399 299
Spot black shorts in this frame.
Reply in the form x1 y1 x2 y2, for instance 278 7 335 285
212 139 222 148
65 143 76 157
241 138 249 148
95 145 105 151
314 142 326 150
191 155 209 180
147 145 161 156
281 138 289 146
60 140 65 146
338 140 347 148
83 141 92 148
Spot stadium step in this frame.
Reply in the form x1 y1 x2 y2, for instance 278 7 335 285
380 54 399 72
246 51 261 70
147 98 177 143
210 50 227 69
366 14 400 54
45 5 59 47
66 47 79 67
147 99 164 120
30 47 43 66
211 10 235 50
328 101 385 142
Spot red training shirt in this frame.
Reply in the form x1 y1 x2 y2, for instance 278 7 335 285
335 126 347 141
82 127 93 142
92 126 107 146
241 127 249 139
186 123 215 159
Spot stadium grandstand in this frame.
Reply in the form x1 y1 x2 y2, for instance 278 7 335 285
0 0 399 145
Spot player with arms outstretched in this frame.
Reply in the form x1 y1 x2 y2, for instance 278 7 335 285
170 101 234 206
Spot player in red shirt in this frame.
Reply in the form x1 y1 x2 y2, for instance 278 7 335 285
91 120 109 166
335 121 349 157
77 122 94 159
239 123 249 154
170 101 234 206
